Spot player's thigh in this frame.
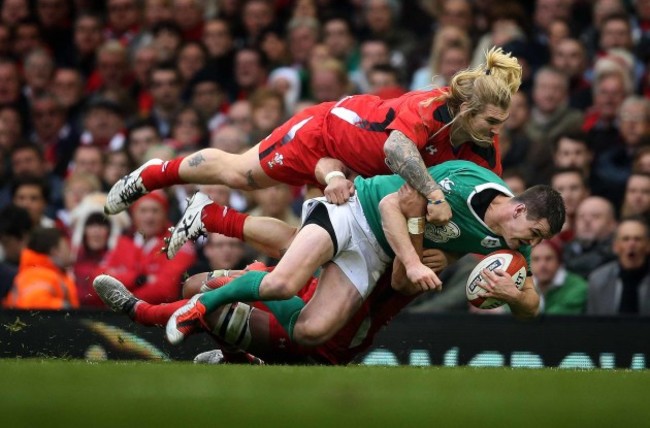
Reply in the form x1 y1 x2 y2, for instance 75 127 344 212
219 144 283 189
261 224 334 298
293 262 363 344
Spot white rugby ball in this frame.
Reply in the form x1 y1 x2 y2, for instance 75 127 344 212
466 250 527 309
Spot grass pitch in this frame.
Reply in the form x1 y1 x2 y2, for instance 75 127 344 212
1 360 648 428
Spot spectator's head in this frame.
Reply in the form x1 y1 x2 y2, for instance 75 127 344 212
593 0 626 30
547 19 570 52
531 239 563 288
81 211 111 252
96 40 128 89
234 47 267 91
288 16 320 66
502 168 527 195
505 91 530 132
177 40 207 83
27 227 73 269
11 175 50 225
190 68 226 120
12 18 43 58
534 0 571 32
0 59 21 105
250 87 284 135
72 144 104 177
172 0 204 32
0 23 11 56
367 63 401 93
241 0 274 40
198 184 230 206
51 68 85 109
551 167 590 220
613 217 650 270
210 124 248 153
36 0 71 30
131 190 169 238
151 20 183 61
252 183 294 219
633 146 650 174
551 38 588 80
62 172 101 212
323 16 356 61
363 0 399 34
599 13 633 52
259 26 289 67
227 100 253 135
203 232 246 270
31 93 66 141
126 119 161 165
437 42 471 86
359 38 390 74
592 62 631 123
268 67 301 115
10 143 46 178
83 98 125 144
621 173 650 218
107 0 142 35
574 196 617 243
103 149 133 187
553 132 593 173
619 96 650 147
310 58 349 103
1 0 30 28
144 0 173 29
132 43 159 87
0 204 32 264
439 0 473 32
202 18 232 58
74 13 104 57
170 105 207 150
532 66 569 115
23 48 54 94
635 0 650 21
149 63 182 111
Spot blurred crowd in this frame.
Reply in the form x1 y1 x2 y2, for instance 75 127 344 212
0 0 649 316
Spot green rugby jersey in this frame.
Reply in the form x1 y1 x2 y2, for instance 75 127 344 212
354 160 531 263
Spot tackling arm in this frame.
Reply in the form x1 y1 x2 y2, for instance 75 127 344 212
314 157 356 205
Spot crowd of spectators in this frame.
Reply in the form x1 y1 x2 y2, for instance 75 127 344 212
0 0 649 316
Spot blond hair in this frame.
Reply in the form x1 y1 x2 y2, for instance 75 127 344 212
425 46 522 144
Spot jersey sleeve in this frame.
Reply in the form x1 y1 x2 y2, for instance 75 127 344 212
385 95 441 150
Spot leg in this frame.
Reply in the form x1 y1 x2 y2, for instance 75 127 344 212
166 224 335 344
291 262 363 346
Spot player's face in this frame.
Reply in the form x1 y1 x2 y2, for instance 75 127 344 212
504 205 551 249
466 104 509 146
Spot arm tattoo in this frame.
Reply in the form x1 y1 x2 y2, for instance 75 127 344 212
246 170 261 189
188 153 206 167
385 131 438 196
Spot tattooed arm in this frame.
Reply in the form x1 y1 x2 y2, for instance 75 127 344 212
384 130 452 224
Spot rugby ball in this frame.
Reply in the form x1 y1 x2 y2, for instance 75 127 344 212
466 250 527 309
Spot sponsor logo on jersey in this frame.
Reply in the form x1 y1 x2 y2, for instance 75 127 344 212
480 236 501 248
425 145 438 155
425 221 461 243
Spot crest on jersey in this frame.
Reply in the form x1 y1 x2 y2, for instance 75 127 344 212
439 177 455 192
480 236 501 248
425 221 461 243
267 152 284 168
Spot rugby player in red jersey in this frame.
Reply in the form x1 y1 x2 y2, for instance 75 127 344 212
105 48 522 232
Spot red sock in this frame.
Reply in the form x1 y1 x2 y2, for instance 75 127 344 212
133 300 188 326
140 156 186 190
202 203 248 240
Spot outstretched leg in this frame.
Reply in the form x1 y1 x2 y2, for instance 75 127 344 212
105 145 279 214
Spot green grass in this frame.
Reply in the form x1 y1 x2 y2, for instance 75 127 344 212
0 360 649 428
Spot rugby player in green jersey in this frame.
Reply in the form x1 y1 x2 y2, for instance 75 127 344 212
160 160 565 347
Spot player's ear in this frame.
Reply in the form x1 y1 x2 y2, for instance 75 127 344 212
513 203 526 218
459 102 470 114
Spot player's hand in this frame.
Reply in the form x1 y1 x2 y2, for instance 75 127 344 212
477 268 520 303
324 176 355 205
405 262 442 294
425 189 452 225
397 183 426 217
422 249 448 273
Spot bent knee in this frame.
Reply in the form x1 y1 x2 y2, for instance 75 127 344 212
260 275 299 300
292 319 333 347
